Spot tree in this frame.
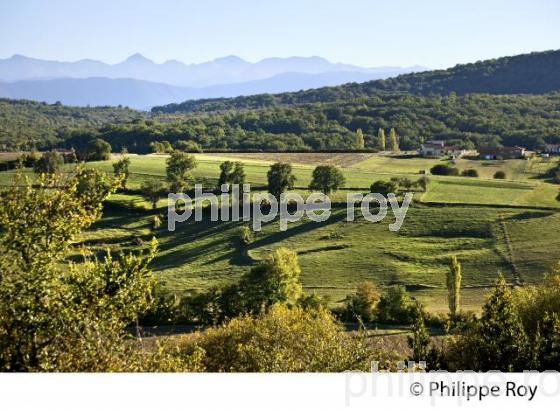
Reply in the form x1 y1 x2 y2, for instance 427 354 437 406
308 165 346 195
407 304 430 363
33 151 63 174
344 282 380 323
150 140 173 154
532 313 560 370
377 285 416 324
0 171 177 371
84 138 112 161
370 180 398 196
494 171 506 179
219 161 246 187
475 274 529 371
231 162 246 185
243 247 303 312
389 128 399 152
141 180 165 210
446 256 462 317
377 128 386 151
113 157 131 188
174 140 202 153
267 162 296 199
166 152 197 192
218 161 234 187
355 128 365 150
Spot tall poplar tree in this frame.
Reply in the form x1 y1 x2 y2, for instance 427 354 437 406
377 128 386 151
355 128 365 150
447 255 462 317
389 128 399 152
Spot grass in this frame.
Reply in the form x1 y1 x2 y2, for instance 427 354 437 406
3 151 560 314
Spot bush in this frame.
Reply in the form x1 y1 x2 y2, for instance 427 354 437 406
33 151 64 174
84 138 112 161
430 164 459 176
238 225 253 245
494 171 507 179
370 180 399 196
461 169 479 177
177 304 386 372
344 282 380 323
377 285 417 324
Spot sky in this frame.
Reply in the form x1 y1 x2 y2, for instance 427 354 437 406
1 0 559 69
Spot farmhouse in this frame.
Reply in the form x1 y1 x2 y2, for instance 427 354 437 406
545 144 560 154
419 140 467 158
478 146 527 160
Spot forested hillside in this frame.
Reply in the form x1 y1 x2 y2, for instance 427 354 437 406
152 49 560 114
0 98 141 150
74 93 560 152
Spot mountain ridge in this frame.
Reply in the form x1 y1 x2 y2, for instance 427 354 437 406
151 49 560 113
0 53 426 87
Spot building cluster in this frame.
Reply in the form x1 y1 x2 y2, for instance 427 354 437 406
418 140 560 160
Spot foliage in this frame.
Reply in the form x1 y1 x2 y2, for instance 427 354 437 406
174 139 203 153
431 164 459 176
471 274 528 371
113 156 131 188
494 170 507 179
0 98 138 151
237 225 253 245
388 128 399 151
178 304 385 372
344 282 380 323
461 169 479 177
33 151 64 174
150 140 173 153
355 128 365 149
377 285 416 324
377 128 386 151
0 171 181 371
141 180 165 209
218 161 246 187
267 162 296 198
370 180 399 196
308 165 346 195
79 138 112 161
446 256 462 317
165 151 197 192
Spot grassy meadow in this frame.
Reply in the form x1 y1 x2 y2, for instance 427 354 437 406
2 152 560 314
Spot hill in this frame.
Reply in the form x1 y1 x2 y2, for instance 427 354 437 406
0 71 411 110
0 98 140 150
152 49 560 114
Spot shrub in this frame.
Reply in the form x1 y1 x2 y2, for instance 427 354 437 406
33 151 64 174
174 140 203 153
84 138 112 161
344 282 380 323
238 225 253 245
430 164 459 176
494 170 507 179
461 169 479 177
178 304 385 372
370 180 398 196
377 285 416 324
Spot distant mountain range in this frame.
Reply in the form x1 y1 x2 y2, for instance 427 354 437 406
0 54 425 109
152 49 560 113
0 53 425 86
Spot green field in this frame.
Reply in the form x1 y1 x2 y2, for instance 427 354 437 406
3 152 560 313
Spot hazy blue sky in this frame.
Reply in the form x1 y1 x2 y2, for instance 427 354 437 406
1 0 559 68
